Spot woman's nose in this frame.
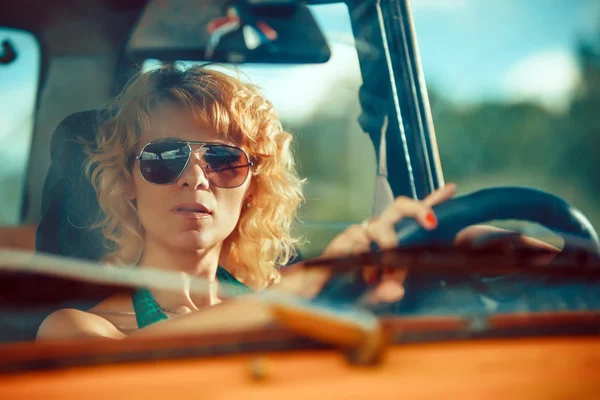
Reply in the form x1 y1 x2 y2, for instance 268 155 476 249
178 153 210 190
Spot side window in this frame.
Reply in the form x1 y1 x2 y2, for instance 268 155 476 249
413 2 600 234
0 27 41 225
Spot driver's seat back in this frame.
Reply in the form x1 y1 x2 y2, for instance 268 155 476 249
36 110 110 261
1 111 108 343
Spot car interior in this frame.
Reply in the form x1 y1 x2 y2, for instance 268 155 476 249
1 0 599 346
0 0 386 343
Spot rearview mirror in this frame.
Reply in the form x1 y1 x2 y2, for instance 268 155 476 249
127 0 331 64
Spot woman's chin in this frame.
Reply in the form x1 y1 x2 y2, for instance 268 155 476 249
171 230 216 251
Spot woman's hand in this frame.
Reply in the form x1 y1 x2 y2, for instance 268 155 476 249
323 183 456 258
320 183 457 303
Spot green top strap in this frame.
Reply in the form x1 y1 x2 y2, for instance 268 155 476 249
132 266 252 329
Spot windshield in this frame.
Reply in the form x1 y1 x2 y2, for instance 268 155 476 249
0 0 599 367
413 0 600 238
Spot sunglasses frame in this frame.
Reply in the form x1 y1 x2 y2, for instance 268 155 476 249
134 140 254 188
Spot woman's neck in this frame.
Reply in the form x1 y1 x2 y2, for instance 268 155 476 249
137 237 223 311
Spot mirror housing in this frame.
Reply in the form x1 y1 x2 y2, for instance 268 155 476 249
126 0 331 64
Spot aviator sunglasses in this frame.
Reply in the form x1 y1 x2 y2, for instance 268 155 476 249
134 140 254 188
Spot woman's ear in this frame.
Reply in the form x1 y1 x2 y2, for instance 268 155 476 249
244 195 253 209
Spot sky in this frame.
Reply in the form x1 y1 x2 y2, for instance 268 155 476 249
406 0 600 110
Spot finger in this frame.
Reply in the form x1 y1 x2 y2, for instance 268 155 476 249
343 225 372 254
350 220 384 283
423 183 456 207
335 225 381 283
373 279 406 303
321 225 371 258
361 266 407 303
379 196 437 231
363 218 398 250
359 265 408 303
360 279 406 305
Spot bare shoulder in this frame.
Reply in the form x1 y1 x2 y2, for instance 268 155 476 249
37 308 127 341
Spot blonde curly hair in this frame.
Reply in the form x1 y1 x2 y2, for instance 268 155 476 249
85 63 304 288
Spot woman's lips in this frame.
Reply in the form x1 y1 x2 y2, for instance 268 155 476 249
171 203 213 219
172 209 212 219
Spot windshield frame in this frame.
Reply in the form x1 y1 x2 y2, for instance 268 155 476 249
347 0 443 200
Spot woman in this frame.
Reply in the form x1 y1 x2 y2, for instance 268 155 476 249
37 64 556 340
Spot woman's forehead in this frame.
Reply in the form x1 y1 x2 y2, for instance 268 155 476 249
142 103 234 145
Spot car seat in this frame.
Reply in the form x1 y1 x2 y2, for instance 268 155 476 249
0 111 109 343
36 110 112 261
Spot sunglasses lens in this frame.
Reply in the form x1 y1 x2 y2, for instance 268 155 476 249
139 143 190 184
138 142 251 188
203 145 250 188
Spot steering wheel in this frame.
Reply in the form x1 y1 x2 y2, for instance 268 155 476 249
389 187 600 313
395 187 600 255
317 187 599 308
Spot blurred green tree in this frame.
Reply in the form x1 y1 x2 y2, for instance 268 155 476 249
430 22 600 229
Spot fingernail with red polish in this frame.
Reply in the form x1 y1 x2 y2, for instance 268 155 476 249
425 212 438 228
